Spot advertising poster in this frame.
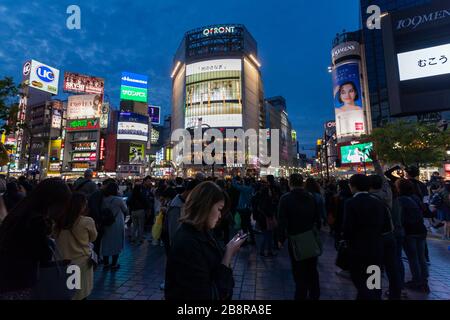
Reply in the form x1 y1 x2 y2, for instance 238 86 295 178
51 109 62 129
26 60 60 95
185 59 243 128
100 102 110 129
340 142 373 164
129 143 145 164
64 72 105 94
67 94 103 120
332 62 366 138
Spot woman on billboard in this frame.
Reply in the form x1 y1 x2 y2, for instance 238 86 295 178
333 62 367 137
335 81 361 113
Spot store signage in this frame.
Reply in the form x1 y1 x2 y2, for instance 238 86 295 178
99 138 105 160
67 118 100 131
396 9 450 30
331 42 360 63
121 72 148 89
120 86 147 102
203 26 236 37
64 72 105 95
73 142 97 151
26 59 60 95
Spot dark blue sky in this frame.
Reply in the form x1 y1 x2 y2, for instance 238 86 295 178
0 0 360 150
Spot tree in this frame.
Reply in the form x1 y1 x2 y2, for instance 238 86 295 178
366 120 450 168
0 76 21 135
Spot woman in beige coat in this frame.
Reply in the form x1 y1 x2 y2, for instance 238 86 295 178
54 192 98 300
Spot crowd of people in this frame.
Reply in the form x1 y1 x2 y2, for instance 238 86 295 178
0 154 449 301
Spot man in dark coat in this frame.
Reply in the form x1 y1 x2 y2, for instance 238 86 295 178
343 174 390 300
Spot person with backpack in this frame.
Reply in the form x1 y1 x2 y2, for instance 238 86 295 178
127 184 149 245
396 178 429 293
87 178 116 258
73 169 98 197
100 182 128 271
368 149 402 300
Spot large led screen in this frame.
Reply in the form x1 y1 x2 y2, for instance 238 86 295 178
185 59 243 128
398 43 450 81
117 112 149 142
340 142 373 164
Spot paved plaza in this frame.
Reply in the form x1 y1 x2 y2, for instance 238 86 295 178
90 227 450 301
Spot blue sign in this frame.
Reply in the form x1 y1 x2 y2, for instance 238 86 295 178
36 66 55 82
148 106 160 125
121 72 148 89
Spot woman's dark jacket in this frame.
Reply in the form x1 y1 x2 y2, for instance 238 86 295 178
165 223 234 300
0 214 52 293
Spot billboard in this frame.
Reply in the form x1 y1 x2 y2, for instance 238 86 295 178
120 72 148 103
185 59 243 128
117 112 149 142
51 109 62 129
148 105 161 125
100 103 110 129
26 60 60 95
129 143 145 164
398 43 450 81
67 94 103 120
332 62 366 138
63 72 105 94
340 142 373 164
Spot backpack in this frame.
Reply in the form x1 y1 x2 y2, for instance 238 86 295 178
100 198 117 227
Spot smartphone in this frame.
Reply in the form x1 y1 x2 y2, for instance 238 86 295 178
236 233 249 241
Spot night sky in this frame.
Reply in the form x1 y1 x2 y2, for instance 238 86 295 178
0 0 360 152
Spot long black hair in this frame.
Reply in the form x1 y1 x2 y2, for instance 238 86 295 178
0 178 71 249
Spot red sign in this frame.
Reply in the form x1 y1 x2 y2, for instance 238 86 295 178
64 72 104 95
99 138 105 160
104 134 117 172
355 123 364 131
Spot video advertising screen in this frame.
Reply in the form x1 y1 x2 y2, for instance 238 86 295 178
340 142 373 164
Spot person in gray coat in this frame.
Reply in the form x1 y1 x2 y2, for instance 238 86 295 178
100 182 128 271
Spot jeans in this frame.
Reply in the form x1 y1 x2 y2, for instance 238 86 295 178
288 244 320 300
395 235 405 288
403 234 428 285
261 230 273 254
131 210 146 241
383 233 402 300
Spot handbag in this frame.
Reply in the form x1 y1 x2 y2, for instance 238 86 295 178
335 240 350 271
30 239 76 300
70 229 98 269
288 227 322 261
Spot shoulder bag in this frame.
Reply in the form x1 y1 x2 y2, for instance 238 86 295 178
288 226 323 261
